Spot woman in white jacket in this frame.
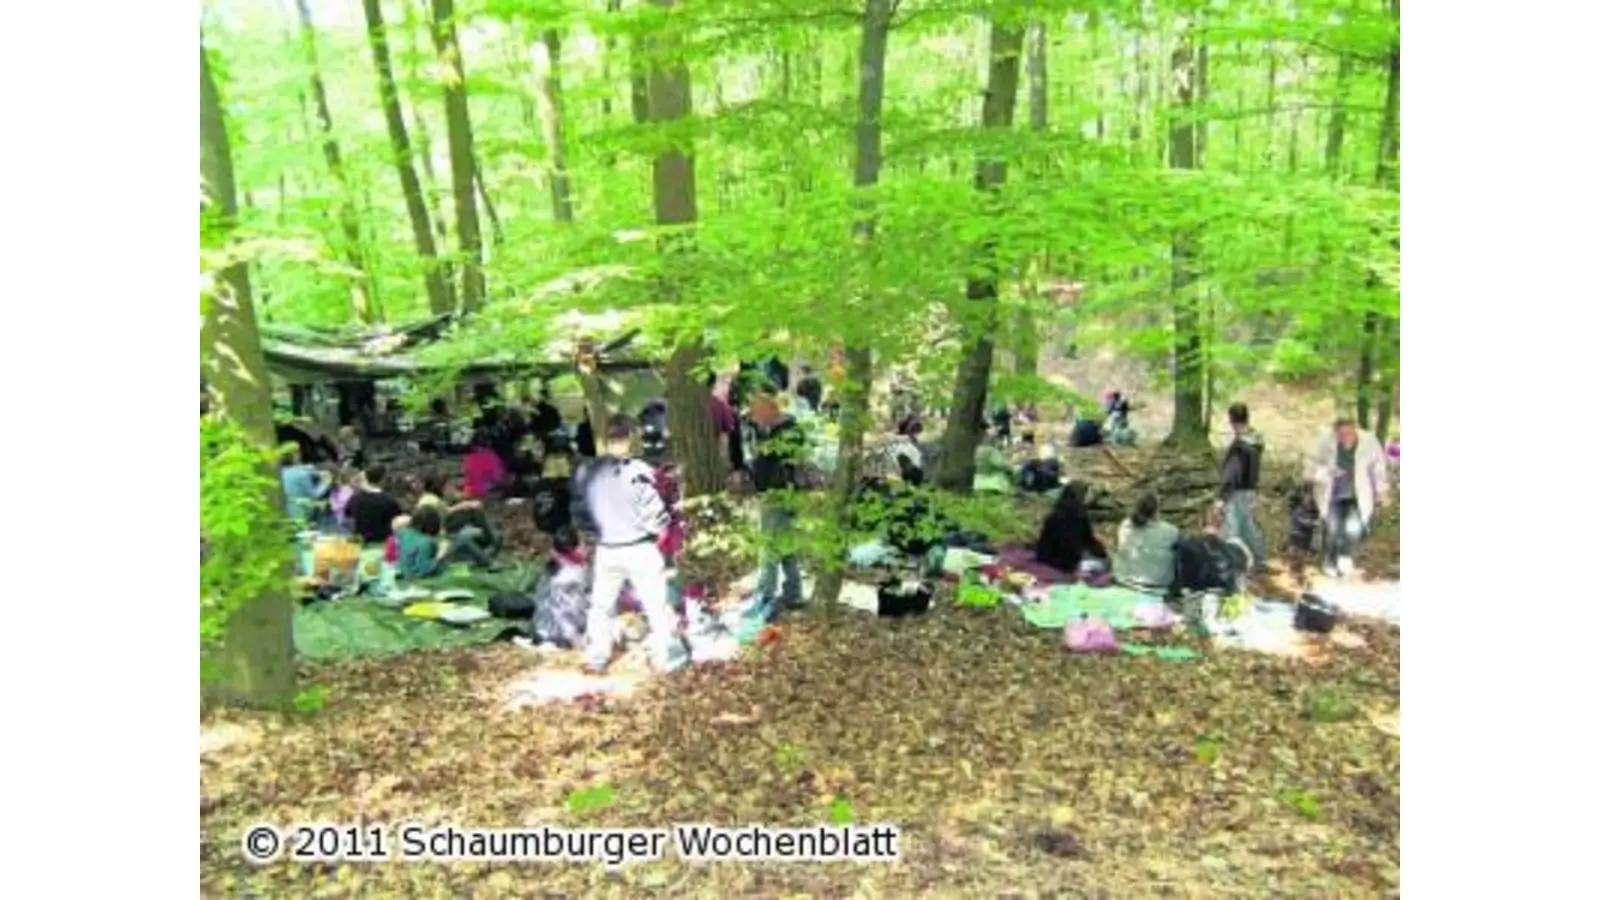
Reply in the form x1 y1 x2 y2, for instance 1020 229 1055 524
1305 418 1389 578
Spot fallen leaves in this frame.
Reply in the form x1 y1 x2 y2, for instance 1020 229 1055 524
203 553 1399 898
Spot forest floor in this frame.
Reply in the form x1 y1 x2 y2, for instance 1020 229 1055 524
202 475 1400 897
203 366 1400 897
201 597 1399 897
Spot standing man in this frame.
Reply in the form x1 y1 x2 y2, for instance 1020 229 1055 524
573 414 686 674
1306 417 1388 578
1218 402 1268 571
748 391 805 614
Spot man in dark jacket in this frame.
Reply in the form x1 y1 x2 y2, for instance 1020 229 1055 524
1218 402 1267 571
747 392 805 611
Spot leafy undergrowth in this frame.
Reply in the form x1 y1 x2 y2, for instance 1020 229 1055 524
201 605 1400 897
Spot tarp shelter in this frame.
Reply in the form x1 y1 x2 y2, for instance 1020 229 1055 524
261 315 650 385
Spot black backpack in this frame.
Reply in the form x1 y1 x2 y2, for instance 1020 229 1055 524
1173 536 1247 594
489 593 537 619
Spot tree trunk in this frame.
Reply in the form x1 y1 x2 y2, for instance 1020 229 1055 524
362 0 453 314
534 28 575 223
295 0 379 324
1012 18 1048 378
200 42 297 710
474 158 503 251
602 0 621 124
405 0 450 250
813 0 893 610
430 0 485 313
1359 0 1401 432
1264 43 1278 168
935 22 1025 493
1324 53 1352 179
1166 22 1208 450
646 0 721 499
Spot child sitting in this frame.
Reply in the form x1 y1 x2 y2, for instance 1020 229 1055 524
394 506 449 580
533 526 590 648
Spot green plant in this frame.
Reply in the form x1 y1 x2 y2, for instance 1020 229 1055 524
1304 689 1361 724
828 797 856 825
1278 788 1323 820
291 685 331 715
565 783 617 816
774 742 808 773
199 417 292 679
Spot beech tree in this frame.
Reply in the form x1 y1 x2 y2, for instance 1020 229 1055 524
200 40 296 710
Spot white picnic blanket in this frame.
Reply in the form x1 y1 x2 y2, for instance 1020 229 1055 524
1313 581 1401 626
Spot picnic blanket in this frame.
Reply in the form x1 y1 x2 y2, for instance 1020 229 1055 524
1019 583 1164 631
294 563 538 660
996 544 1074 586
1311 581 1401 626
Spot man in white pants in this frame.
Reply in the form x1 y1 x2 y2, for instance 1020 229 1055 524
574 414 686 674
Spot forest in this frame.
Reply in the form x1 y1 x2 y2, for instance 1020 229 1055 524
201 0 1401 894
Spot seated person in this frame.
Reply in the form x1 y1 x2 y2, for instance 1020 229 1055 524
533 526 590 648
1113 493 1181 593
345 465 406 547
1034 480 1108 576
1103 392 1138 446
990 405 1013 445
530 454 575 535
461 431 508 499
1017 446 1063 494
639 399 669 459
973 432 1015 493
335 425 366 469
1172 505 1254 596
1065 405 1105 448
328 467 363 534
418 474 501 560
394 506 450 579
279 446 331 527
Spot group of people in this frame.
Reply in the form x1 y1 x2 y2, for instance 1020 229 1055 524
282 362 817 677
567 373 812 675
1033 402 1394 594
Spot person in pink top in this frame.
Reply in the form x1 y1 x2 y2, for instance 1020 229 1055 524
461 430 508 499
705 372 740 471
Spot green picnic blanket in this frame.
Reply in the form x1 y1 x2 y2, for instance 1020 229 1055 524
295 563 538 660
1019 583 1153 630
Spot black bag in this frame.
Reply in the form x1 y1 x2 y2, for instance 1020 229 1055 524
489 593 537 620
1295 594 1340 633
1173 536 1245 594
877 580 934 618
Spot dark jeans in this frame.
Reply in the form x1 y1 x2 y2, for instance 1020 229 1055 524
1322 498 1366 568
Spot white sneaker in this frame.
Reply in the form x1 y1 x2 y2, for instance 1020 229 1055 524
1323 564 1342 579
1337 556 1355 577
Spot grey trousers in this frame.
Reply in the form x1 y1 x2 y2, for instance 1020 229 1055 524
1221 491 1268 571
